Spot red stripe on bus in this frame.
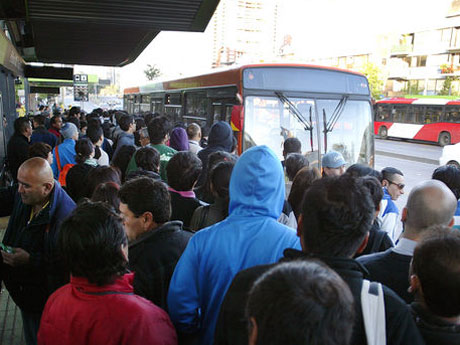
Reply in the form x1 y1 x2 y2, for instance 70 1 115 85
376 98 416 104
374 121 393 135
412 123 460 144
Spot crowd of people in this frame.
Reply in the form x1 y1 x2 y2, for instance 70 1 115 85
1 105 459 345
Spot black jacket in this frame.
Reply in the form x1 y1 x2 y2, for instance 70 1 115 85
196 122 233 187
214 248 424 345
128 220 193 310
6 133 29 182
411 302 460 345
357 248 413 303
65 163 95 202
0 183 75 312
169 191 204 230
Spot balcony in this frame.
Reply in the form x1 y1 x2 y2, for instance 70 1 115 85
447 44 460 53
390 44 413 57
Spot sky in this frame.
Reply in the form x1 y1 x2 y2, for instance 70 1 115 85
78 0 455 89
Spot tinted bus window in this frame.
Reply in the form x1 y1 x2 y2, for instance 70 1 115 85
185 91 207 118
243 67 370 95
376 104 391 121
445 106 460 122
412 105 425 123
392 105 412 123
425 106 442 123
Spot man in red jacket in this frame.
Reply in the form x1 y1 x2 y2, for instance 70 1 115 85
37 202 177 345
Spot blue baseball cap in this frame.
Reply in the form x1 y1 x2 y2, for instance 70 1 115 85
322 151 346 168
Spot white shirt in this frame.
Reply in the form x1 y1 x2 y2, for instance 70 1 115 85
97 148 109 166
393 238 417 256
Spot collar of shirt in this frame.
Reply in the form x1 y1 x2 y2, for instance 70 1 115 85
393 238 417 256
168 186 196 199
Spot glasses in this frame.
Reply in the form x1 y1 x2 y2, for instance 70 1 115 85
387 180 405 190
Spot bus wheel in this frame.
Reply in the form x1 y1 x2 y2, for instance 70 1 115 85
447 160 460 169
378 126 388 139
438 132 451 146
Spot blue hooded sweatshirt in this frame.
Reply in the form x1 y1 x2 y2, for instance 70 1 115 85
167 145 300 345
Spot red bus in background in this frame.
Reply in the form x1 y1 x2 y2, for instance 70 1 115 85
124 64 374 168
374 98 460 146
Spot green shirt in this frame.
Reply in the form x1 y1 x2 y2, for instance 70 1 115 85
125 144 177 181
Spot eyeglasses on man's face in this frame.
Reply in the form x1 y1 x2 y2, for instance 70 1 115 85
387 180 405 190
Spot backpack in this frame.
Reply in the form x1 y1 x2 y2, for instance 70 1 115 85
58 164 75 187
55 145 75 187
361 279 386 345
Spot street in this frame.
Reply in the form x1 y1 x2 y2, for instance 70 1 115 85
374 138 443 235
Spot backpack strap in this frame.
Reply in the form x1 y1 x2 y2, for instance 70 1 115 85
361 279 386 345
55 145 62 172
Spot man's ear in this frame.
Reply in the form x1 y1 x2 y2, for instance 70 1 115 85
43 182 54 194
355 232 370 255
408 274 421 295
297 214 306 251
401 207 408 223
381 179 388 187
248 317 258 345
142 211 155 229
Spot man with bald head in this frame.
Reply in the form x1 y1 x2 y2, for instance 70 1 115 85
0 157 75 345
358 179 457 303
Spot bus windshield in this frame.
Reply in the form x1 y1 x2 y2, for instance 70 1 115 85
243 95 373 167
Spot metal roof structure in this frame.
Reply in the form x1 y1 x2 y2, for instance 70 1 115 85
0 0 220 66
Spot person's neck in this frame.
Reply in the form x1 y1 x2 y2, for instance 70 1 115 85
132 223 161 241
401 227 420 241
32 196 50 214
419 299 460 324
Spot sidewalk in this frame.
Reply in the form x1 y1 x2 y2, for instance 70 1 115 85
0 217 25 345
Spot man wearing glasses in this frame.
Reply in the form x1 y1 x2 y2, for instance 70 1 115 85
379 167 405 242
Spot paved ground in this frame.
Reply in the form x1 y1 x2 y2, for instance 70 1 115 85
0 217 25 345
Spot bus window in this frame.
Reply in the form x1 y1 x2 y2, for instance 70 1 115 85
317 99 373 166
376 104 390 121
185 91 207 119
151 98 163 114
412 105 425 123
445 106 460 122
243 96 317 164
393 105 412 123
425 106 442 123
140 95 151 112
164 106 182 124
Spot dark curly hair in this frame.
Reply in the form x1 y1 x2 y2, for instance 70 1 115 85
166 151 202 191
119 177 171 223
148 116 172 144
135 146 160 172
300 174 375 257
58 201 128 286
432 165 460 200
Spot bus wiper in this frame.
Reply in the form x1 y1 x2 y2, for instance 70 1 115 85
322 96 348 153
275 91 313 132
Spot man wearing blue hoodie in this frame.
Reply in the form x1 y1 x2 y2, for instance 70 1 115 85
196 121 234 187
167 145 300 345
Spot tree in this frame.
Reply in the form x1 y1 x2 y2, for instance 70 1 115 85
144 64 161 81
360 62 384 100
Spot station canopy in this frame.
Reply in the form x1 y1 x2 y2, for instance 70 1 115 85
0 0 220 66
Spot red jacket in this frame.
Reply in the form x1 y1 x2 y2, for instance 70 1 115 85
38 273 177 345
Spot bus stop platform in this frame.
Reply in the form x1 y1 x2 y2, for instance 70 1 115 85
0 217 25 345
